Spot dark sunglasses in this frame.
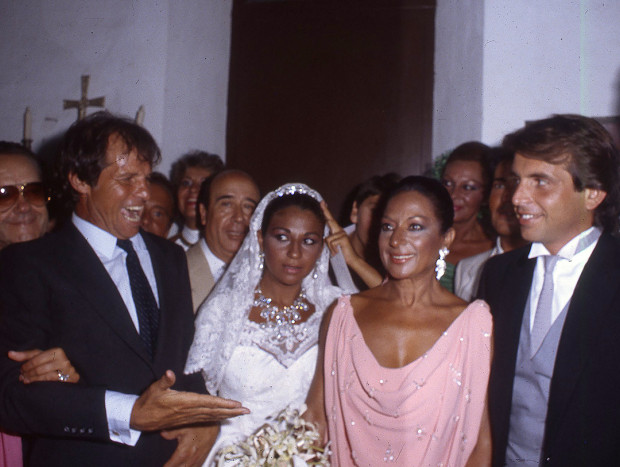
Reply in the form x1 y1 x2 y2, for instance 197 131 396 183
0 182 48 211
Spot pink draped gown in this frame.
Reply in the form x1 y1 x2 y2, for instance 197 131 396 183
324 296 492 466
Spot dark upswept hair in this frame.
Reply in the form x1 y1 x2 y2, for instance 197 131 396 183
169 150 224 190
148 171 175 210
503 114 620 232
261 193 325 235
0 141 42 178
441 141 493 199
148 171 174 197
384 176 454 233
487 146 515 176
55 111 161 207
353 173 401 206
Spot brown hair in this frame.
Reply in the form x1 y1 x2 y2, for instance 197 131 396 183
503 114 620 232
56 111 160 206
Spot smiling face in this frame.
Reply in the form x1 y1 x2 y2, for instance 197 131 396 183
379 190 453 280
200 172 260 263
441 160 486 224
511 153 603 254
0 155 49 249
71 133 151 240
141 182 174 238
258 206 324 288
177 166 214 229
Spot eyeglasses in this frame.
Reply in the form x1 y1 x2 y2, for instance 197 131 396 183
0 182 48 212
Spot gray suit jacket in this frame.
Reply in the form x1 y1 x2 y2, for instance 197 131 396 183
186 242 216 313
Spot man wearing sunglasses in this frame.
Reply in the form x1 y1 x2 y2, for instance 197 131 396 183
0 113 247 466
0 142 49 250
0 142 50 466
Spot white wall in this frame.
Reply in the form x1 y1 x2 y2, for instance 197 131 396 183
481 0 620 145
162 1 232 171
433 0 620 156
0 0 233 174
433 0 484 158
3 1 619 168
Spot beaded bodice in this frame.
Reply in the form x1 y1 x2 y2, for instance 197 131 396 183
238 311 322 368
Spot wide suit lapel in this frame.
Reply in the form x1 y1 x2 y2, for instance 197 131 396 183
489 248 537 449
544 233 620 448
143 232 172 364
142 230 198 380
186 242 215 311
57 223 153 365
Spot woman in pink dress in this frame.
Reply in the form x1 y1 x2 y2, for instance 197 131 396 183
306 176 492 466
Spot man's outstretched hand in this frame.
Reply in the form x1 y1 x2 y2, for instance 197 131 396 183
130 370 249 432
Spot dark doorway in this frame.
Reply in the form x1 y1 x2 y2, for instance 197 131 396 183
226 0 436 218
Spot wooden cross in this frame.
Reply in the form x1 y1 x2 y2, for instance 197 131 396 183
63 75 105 121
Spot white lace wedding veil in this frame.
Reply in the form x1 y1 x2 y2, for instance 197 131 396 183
185 183 343 394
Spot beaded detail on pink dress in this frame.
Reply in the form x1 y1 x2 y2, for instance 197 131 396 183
324 295 492 466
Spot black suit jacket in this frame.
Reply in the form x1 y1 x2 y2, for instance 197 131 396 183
0 222 204 466
478 233 620 466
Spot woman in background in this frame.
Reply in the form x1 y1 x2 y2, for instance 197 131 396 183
168 151 224 249
439 142 495 291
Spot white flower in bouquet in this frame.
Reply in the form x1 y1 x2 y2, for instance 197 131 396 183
216 404 330 466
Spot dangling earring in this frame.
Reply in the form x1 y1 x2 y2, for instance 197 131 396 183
312 265 319 280
435 247 449 280
258 251 264 270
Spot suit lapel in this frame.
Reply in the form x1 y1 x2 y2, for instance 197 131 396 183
489 248 536 459
58 223 152 365
187 243 214 310
545 234 620 444
500 251 536 371
144 233 168 358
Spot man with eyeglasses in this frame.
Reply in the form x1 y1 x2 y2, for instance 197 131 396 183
0 142 49 250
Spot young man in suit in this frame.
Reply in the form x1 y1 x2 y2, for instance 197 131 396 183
478 114 620 466
0 112 248 466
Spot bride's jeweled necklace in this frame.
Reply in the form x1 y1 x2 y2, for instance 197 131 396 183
254 287 310 341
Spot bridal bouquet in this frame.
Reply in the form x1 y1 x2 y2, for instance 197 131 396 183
216 405 330 466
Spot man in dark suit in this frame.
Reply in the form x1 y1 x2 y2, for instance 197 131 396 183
0 112 248 466
478 114 620 466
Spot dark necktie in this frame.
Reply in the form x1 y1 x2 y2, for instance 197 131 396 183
117 239 159 358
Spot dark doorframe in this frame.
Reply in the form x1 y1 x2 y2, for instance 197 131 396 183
226 0 436 217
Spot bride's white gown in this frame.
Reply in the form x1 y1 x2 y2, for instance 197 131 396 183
203 312 322 466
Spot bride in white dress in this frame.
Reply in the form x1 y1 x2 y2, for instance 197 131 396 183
185 183 342 466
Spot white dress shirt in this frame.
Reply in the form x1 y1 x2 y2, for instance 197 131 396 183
73 214 160 446
200 238 227 282
174 225 200 251
527 227 601 331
